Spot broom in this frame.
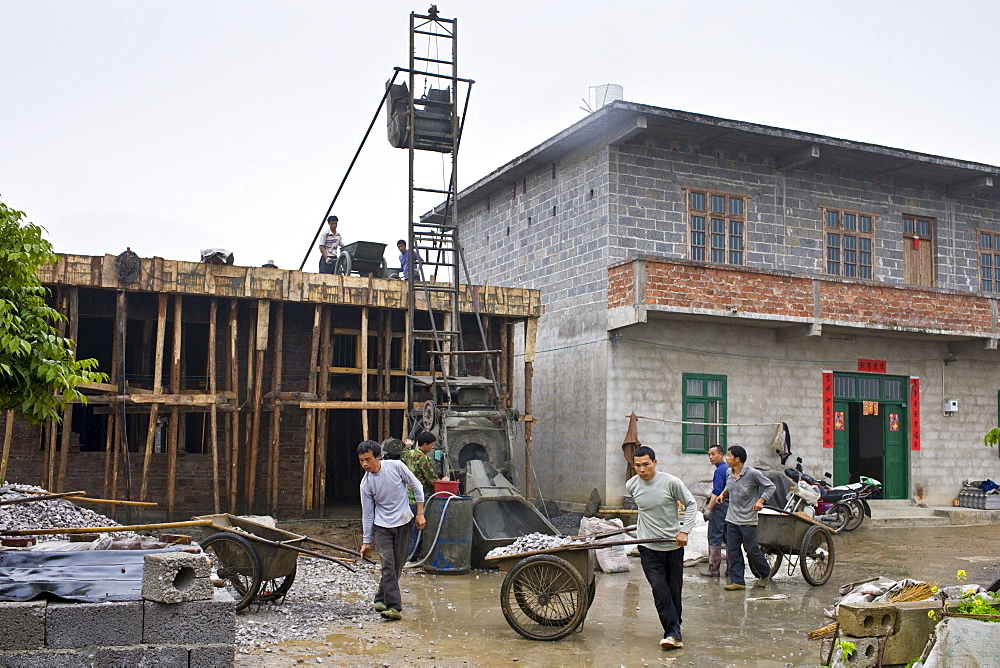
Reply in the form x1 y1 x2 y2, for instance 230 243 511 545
808 622 838 640
883 581 938 604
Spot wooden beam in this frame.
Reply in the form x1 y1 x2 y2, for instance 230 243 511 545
57 286 79 491
141 293 167 502
777 144 821 172
167 294 182 521
208 298 220 514
300 401 420 410
361 306 369 441
401 308 411 437
947 174 994 198
303 304 321 514
246 300 269 512
1 410 14 486
227 299 239 514
524 318 537 500
267 302 284 516
316 306 331 514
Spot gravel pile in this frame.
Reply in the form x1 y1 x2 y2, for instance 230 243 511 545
485 532 576 559
548 511 583 535
235 555 379 653
0 482 139 542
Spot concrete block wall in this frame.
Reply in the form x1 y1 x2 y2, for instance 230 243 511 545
0 589 235 667
603 318 1000 507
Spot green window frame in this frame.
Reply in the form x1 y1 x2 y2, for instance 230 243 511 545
682 373 727 454
832 372 906 401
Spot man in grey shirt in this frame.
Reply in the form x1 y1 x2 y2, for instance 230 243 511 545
358 440 426 620
716 445 776 591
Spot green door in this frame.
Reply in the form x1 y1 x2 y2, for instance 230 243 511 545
882 405 908 499
832 401 850 486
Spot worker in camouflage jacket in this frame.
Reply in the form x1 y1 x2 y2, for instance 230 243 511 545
401 430 439 560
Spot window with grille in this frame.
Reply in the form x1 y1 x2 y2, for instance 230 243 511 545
824 208 874 279
682 373 727 454
688 190 746 266
978 231 1000 293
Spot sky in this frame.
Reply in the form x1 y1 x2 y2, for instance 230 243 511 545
3 0 1000 270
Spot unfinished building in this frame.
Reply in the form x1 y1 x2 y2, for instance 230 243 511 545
0 253 540 519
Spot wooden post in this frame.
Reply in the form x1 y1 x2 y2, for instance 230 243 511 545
112 291 129 505
499 319 510 408
360 306 369 441
0 410 14 485
401 308 411 436
140 294 167 501
267 302 284 516
246 300 269 512
44 420 57 490
102 413 115 498
208 298 220 514
524 318 537 500
380 310 391 440
301 305 321 514
57 287 79 491
315 306 331 513
166 295 182 521
227 299 239 513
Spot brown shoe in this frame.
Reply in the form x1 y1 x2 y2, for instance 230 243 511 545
724 583 746 591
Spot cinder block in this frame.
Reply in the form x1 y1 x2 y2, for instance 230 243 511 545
189 643 236 667
142 551 213 604
839 635 882 667
838 602 898 638
881 600 942 666
89 644 188 667
46 600 143 648
0 601 46 650
143 587 235 645
0 648 85 667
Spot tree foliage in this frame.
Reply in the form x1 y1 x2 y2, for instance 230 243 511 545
0 201 105 423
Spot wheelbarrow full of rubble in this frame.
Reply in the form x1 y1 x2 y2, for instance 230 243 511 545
484 527 673 641
194 514 361 612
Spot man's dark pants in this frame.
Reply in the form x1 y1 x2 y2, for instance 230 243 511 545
638 545 684 639
725 523 770 586
319 258 336 274
373 523 413 609
707 501 729 546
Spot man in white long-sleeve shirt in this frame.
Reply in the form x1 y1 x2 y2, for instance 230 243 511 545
358 440 426 620
625 445 697 651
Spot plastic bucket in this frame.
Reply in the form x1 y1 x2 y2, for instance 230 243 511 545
421 495 473 574
434 480 460 495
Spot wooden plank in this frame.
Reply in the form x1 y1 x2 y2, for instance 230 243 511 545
166 295 182 521
247 349 264 511
315 306 331 514
102 414 114 498
267 302 284 515
227 299 239 513
299 401 418 409
141 294 166 502
256 299 270 351
302 305 321 514
360 306 369 442
208 298 220 514
57 287 79 491
401 308 411 437
524 317 537 500
0 410 14 486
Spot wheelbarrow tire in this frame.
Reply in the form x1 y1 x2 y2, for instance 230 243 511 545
800 525 835 586
257 564 296 604
201 532 263 612
763 547 783 578
335 252 352 276
500 554 587 641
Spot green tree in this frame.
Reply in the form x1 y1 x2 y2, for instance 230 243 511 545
0 201 105 423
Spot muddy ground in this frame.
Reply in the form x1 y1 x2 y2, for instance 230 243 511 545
239 520 1000 667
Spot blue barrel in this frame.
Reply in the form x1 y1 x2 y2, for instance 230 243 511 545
421 495 473 574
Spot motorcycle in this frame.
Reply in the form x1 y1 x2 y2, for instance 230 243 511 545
783 457 882 531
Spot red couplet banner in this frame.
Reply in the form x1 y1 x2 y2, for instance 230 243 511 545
822 371 834 448
909 377 921 451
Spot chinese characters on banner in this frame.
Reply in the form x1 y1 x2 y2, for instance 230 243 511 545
909 377 921 450
858 358 887 373
822 371 834 448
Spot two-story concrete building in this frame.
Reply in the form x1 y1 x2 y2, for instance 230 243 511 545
451 101 1000 507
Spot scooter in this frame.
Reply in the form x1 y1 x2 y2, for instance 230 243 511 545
780 476 856 532
784 457 882 531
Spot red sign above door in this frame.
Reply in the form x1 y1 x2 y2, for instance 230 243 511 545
858 358 887 373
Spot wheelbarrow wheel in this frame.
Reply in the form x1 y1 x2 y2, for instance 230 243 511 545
335 252 352 276
201 533 262 612
800 525 835 586
500 554 587 641
763 547 783 578
257 565 296 604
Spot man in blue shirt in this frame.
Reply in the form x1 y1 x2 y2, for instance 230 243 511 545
397 240 422 280
699 444 729 578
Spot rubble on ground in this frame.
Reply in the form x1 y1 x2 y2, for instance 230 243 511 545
485 533 576 559
0 483 139 543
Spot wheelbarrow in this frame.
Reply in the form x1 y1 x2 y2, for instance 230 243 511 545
334 241 389 277
194 514 363 612
757 507 836 586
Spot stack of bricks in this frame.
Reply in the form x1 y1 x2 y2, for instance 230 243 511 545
827 600 942 667
0 552 235 667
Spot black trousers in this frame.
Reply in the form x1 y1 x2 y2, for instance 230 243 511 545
725 523 770 586
373 523 413 609
638 545 684 638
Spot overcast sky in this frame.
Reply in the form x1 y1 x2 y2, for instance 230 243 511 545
3 0 999 270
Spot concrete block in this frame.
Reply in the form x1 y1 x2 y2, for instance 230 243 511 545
46 600 143 648
189 643 236 667
0 601 46 650
88 644 188 667
142 587 235 645
881 600 941 666
142 551 214 604
0 649 85 667
838 602 898 638
839 635 882 667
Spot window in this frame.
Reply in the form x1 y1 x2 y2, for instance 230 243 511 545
687 190 746 265
682 373 727 454
824 208 874 279
978 231 1000 293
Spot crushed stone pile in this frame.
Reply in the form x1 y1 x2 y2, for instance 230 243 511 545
0 482 139 543
485 532 575 559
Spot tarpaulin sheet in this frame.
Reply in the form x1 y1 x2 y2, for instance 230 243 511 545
924 617 1000 667
0 548 179 602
